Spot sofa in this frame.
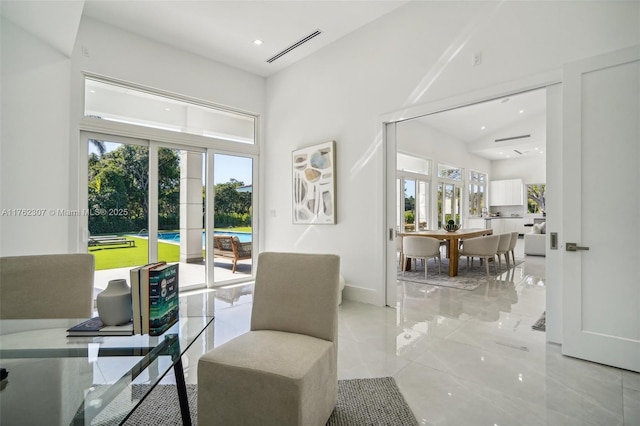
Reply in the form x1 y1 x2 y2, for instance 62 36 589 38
524 222 546 256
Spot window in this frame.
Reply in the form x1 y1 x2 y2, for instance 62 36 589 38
437 163 462 181
527 184 546 214
468 171 487 216
85 78 256 144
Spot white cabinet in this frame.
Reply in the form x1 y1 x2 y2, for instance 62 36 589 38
466 218 485 229
489 179 523 206
488 218 526 235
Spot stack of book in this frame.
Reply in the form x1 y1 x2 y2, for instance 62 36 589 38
67 316 133 337
130 262 180 335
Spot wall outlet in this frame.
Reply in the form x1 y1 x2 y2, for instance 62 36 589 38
472 51 482 66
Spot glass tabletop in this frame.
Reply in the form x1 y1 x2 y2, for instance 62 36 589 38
0 291 215 425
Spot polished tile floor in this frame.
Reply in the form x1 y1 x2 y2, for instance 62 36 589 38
177 239 640 426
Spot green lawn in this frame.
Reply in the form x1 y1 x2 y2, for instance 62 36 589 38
90 236 181 270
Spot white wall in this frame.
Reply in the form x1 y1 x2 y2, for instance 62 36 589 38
1 18 73 256
0 14 266 256
491 155 545 183
397 119 491 175
264 1 639 304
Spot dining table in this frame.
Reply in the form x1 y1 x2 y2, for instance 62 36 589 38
400 228 494 277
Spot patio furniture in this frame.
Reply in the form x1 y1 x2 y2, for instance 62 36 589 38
0 253 94 319
89 235 136 248
213 235 252 273
198 252 340 426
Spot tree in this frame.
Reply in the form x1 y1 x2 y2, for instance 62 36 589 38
87 145 180 234
527 184 546 214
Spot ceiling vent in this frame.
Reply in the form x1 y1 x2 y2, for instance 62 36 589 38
494 134 531 143
266 29 323 64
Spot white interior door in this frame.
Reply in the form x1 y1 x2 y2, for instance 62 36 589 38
562 45 640 372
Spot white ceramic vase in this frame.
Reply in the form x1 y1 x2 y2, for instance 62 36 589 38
97 279 133 326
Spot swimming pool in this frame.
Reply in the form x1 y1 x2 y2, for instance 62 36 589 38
155 231 252 244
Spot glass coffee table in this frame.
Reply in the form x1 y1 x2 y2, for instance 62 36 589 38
0 293 214 425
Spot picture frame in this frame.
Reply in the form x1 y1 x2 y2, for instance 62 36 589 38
292 140 336 224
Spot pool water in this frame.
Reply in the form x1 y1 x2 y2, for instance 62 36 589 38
156 231 252 244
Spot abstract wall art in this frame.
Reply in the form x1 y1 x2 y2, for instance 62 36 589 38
292 140 336 224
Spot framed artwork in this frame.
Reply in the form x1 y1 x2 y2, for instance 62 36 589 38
292 140 336 224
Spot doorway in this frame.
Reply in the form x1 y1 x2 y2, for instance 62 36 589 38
385 87 549 309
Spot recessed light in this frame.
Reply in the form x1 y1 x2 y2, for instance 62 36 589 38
534 147 539 151
253 39 263 45
164 107 170 111
519 109 524 114
89 90 96 93
481 126 486 130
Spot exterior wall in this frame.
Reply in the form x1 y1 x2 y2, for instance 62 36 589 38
263 1 639 304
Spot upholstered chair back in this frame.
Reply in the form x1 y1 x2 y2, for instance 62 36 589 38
402 236 441 259
250 252 340 342
0 253 95 319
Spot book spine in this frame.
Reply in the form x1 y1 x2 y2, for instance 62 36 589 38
130 267 142 334
148 264 179 336
140 262 166 335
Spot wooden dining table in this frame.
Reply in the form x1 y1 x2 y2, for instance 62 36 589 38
400 228 493 277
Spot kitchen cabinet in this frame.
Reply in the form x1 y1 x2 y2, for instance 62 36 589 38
487 218 526 235
489 179 523 206
466 218 485 229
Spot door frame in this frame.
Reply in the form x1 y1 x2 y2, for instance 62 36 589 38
382 71 560 309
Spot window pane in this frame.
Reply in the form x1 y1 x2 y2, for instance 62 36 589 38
527 184 546 214
403 179 416 231
88 139 149 285
438 163 462 181
397 153 430 175
418 181 428 230
157 148 205 290
214 154 253 282
85 79 255 144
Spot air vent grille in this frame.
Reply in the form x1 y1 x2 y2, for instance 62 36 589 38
495 134 531 143
266 29 323 64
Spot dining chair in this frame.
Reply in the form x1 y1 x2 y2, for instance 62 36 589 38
458 234 500 275
198 252 340 426
397 234 404 266
508 231 519 265
402 236 441 280
496 233 512 271
0 253 95 319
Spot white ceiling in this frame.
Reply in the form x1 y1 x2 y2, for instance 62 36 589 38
2 1 546 161
81 0 409 78
407 88 547 161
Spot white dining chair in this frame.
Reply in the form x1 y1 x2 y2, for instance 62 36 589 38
459 234 500 275
496 233 512 271
402 236 441 280
508 231 519 265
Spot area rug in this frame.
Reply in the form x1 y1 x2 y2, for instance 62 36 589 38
92 377 417 425
532 311 546 331
398 258 523 291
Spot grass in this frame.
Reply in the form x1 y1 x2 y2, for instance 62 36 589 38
90 236 181 270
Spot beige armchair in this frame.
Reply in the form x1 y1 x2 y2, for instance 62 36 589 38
402 236 441 280
459 234 500 275
0 253 94 319
198 252 340 426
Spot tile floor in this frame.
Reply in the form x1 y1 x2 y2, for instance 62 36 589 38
175 239 640 426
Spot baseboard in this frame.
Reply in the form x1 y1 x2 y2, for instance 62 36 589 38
342 284 381 306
